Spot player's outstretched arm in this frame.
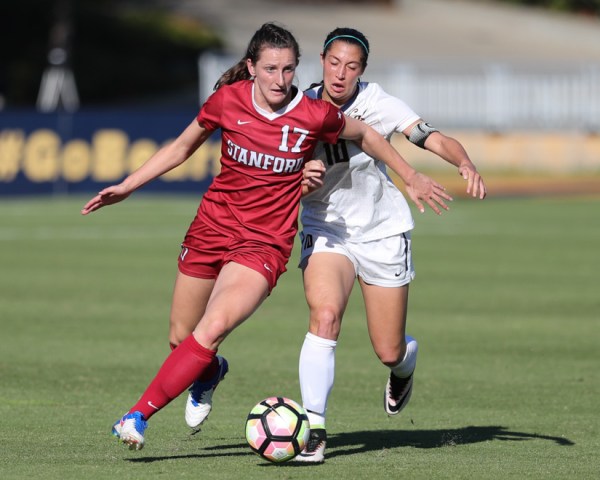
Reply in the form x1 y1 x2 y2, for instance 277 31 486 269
341 116 452 214
81 120 211 215
413 126 487 200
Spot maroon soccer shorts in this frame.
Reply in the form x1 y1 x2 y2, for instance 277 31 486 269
178 221 289 292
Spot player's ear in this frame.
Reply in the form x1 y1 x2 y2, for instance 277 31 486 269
246 59 256 77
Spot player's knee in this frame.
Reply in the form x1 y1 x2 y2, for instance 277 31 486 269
169 327 187 347
376 344 407 367
194 316 232 350
169 318 191 346
310 305 342 339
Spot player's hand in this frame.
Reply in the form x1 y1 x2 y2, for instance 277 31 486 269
301 159 326 193
81 184 131 215
405 171 453 215
459 164 487 199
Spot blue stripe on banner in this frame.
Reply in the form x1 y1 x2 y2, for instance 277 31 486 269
0 110 221 195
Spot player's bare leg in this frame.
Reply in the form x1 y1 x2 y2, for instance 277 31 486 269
185 264 268 431
169 271 214 347
360 281 417 415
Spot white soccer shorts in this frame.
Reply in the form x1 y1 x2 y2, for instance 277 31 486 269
299 228 415 287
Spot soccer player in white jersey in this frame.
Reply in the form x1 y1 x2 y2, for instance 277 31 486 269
295 27 487 462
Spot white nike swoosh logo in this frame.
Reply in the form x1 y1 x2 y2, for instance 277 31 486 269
147 401 159 410
263 263 272 272
237 120 251 125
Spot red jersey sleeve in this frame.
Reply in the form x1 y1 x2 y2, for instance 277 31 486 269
197 88 224 131
318 102 346 144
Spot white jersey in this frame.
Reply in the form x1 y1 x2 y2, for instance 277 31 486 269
301 82 419 243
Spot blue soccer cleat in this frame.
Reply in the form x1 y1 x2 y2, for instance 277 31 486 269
112 411 147 450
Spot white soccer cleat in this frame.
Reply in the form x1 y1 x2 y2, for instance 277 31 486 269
295 428 327 463
185 355 229 430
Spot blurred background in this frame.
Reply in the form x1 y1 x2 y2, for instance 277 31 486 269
1 0 599 196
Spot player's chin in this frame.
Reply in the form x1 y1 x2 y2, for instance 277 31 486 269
269 89 288 101
267 91 290 109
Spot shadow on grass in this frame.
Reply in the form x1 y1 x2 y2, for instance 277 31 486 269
325 425 574 460
126 425 573 464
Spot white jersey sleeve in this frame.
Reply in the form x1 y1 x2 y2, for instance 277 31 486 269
301 82 419 243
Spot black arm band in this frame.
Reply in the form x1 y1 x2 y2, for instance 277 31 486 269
407 122 439 149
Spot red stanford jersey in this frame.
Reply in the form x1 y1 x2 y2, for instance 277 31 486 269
193 80 345 256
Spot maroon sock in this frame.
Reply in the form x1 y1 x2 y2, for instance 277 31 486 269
129 335 216 420
169 340 217 382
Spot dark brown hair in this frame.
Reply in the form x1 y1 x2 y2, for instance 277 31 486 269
323 27 370 70
214 22 301 90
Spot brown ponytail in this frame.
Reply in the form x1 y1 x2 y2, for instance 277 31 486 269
213 59 251 90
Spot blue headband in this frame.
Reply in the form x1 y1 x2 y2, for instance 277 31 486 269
323 35 369 54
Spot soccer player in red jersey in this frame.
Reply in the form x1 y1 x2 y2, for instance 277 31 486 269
81 22 451 450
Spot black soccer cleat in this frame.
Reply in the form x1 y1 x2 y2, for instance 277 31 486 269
384 372 414 415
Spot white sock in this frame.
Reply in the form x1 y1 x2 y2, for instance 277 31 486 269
390 335 418 378
299 332 337 429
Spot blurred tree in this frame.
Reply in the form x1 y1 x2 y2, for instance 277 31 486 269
0 0 223 108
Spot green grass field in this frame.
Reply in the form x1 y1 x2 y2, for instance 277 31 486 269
0 193 598 479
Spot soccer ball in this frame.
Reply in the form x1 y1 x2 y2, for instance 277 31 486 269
245 396 310 463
